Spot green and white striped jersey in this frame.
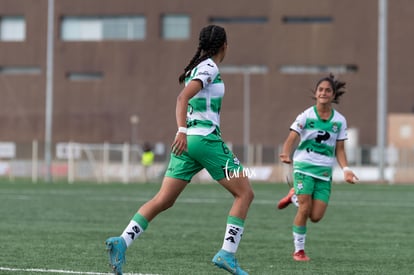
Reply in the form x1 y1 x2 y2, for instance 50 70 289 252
185 58 224 136
291 106 348 181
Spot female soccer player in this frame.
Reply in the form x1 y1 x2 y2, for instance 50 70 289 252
105 25 254 275
277 74 358 261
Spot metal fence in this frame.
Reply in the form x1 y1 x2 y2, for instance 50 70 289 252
1 141 413 184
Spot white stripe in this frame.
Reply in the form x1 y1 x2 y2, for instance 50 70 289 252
0 266 158 275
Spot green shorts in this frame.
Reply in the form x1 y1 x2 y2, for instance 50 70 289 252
165 131 243 181
293 172 331 204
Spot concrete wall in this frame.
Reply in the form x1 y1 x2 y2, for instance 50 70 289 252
0 0 413 149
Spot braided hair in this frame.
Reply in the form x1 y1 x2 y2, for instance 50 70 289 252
178 25 227 84
313 73 346 104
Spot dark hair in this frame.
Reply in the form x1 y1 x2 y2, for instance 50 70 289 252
143 142 152 152
313 73 346 104
178 25 227 84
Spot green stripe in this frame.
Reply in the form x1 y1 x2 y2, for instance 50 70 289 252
227 215 245 227
189 98 207 112
190 67 198 79
210 97 222 113
212 73 223 83
133 213 149 230
185 67 198 83
293 225 307 234
304 118 342 132
294 161 332 178
313 105 333 122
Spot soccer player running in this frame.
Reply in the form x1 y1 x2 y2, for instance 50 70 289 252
105 25 254 275
277 74 358 261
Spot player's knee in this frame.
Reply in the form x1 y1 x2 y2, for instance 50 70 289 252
297 207 311 218
241 181 255 202
235 188 254 205
246 188 254 203
231 178 254 203
309 214 323 223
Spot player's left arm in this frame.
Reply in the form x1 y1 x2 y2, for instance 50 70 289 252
336 140 358 184
172 79 202 155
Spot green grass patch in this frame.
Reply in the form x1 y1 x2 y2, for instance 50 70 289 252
0 180 413 274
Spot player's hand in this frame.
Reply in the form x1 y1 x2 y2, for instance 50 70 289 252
172 133 187 155
279 153 292 164
344 170 359 184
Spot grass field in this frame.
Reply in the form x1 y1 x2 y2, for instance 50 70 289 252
0 179 413 275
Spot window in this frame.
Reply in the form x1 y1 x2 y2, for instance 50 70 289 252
220 65 268 74
282 16 333 24
279 65 358 74
0 16 25 41
67 72 103 81
61 16 146 41
209 16 268 24
162 14 190 40
0 66 40 75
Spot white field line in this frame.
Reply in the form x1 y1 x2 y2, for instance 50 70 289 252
0 266 158 275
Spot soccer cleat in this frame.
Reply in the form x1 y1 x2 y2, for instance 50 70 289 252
212 249 248 275
293 250 310 261
277 188 295 209
105 237 127 275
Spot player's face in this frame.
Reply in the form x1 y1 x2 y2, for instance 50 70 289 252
315 81 334 105
219 42 228 62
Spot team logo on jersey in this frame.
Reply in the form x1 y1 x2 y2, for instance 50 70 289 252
196 70 212 83
197 70 210 76
296 122 303 129
297 182 304 190
308 121 315 128
332 123 339 133
315 131 330 143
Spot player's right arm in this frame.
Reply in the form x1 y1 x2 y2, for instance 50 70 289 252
279 130 300 164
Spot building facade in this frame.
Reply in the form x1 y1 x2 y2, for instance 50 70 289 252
0 0 413 160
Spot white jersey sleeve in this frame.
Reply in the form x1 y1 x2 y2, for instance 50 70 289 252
290 111 308 134
337 115 348 141
192 61 219 88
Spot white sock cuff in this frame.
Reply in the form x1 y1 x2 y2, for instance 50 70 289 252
121 220 144 247
222 223 244 253
291 194 299 207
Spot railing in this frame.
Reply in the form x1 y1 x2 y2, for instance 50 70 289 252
0 141 413 184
